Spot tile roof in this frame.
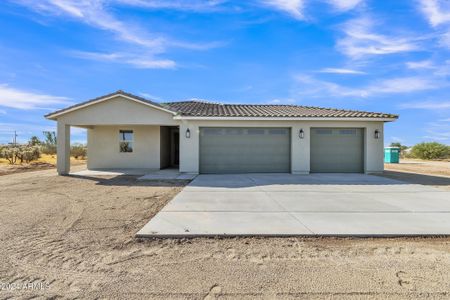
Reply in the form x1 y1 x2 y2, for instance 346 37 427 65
45 90 398 119
164 100 398 119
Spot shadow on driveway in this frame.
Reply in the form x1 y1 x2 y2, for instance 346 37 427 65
378 171 450 187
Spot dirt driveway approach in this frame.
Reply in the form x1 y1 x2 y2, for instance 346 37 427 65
1 167 450 299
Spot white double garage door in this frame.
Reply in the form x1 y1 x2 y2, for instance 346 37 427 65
199 127 364 174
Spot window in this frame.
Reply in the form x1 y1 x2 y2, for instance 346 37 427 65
339 129 356 135
119 130 133 152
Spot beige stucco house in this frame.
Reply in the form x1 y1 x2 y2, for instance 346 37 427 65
45 90 398 175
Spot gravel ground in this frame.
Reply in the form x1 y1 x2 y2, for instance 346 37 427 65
0 167 450 299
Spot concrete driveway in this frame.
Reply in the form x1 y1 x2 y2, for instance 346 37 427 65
137 174 450 237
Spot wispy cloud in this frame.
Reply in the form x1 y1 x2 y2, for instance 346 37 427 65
318 67 366 74
327 0 363 11
266 98 296 104
0 84 70 110
295 75 439 98
261 0 305 19
406 59 435 69
13 0 224 67
70 51 176 69
336 17 421 59
399 101 450 110
114 0 228 12
418 0 450 27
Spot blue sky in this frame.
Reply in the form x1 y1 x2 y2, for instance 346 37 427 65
0 0 449 146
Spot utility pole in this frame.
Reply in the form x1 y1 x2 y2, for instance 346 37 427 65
13 131 18 147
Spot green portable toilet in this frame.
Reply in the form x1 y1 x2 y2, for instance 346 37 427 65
384 147 400 163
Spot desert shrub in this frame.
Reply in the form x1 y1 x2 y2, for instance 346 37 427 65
410 142 450 160
41 144 57 155
0 145 40 164
71 144 87 159
16 146 41 163
1 147 19 164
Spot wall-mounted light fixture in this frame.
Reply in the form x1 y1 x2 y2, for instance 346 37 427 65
299 129 304 139
374 129 380 139
185 128 191 138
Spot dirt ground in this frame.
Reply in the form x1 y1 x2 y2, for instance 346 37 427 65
0 155 86 176
383 159 450 191
1 167 450 299
385 159 450 177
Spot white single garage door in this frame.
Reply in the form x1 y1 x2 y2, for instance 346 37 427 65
199 127 291 173
310 128 364 173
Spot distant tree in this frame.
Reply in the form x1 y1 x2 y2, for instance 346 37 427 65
42 131 57 155
389 142 409 157
43 131 56 145
28 136 41 146
411 142 449 160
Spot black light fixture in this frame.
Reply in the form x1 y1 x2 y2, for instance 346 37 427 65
185 128 191 138
374 129 380 139
299 129 304 139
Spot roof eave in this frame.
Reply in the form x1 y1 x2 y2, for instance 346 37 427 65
44 91 177 120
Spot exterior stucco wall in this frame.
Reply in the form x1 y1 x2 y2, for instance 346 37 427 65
87 125 161 169
58 96 177 126
179 120 384 174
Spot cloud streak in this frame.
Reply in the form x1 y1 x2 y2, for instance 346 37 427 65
318 68 366 74
261 0 305 19
327 0 363 11
336 17 421 59
295 75 439 98
13 0 224 67
70 51 176 69
0 84 70 110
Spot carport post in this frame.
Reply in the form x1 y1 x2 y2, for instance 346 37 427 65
57 121 70 175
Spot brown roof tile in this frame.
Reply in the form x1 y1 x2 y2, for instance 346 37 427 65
164 100 398 119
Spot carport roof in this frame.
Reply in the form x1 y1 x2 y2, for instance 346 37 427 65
45 90 398 120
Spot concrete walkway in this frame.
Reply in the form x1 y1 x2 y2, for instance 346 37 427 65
137 174 450 237
71 168 196 180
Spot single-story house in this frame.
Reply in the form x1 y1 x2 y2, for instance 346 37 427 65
45 90 398 175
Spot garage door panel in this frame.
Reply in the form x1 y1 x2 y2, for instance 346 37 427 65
310 128 364 173
200 127 291 174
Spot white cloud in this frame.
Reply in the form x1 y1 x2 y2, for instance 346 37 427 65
399 101 450 110
267 98 296 104
336 17 420 59
114 0 227 11
71 51 176 69
418 0 450 27
262 0 305 19
406 60 435 69
318 68 366 74
295 75 439 98
14 0 223 66
139 92 162 101
0 84 70 110
327 0 363 11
